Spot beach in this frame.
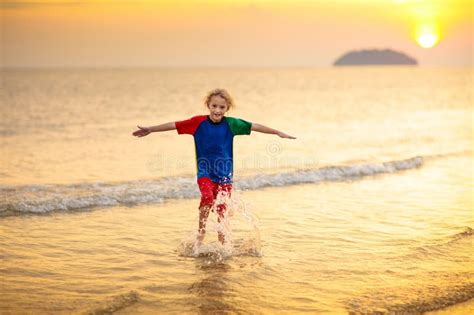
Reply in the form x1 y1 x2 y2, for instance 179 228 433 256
1 67 472 314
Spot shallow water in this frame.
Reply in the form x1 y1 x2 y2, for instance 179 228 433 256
1 154 472 314
0 67 473 314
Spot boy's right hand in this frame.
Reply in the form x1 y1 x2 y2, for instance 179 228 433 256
132 125 152 137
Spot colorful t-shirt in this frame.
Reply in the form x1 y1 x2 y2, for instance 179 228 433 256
175 115 252 184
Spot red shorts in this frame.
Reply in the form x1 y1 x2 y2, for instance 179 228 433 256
197 177 232 215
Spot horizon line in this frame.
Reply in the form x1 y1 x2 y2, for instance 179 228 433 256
2 64 473 70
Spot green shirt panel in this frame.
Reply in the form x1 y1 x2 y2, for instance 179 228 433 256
226 116 252 136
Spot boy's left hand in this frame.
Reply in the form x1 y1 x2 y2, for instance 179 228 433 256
277 131 296 139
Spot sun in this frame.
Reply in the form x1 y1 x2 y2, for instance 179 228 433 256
417 32 439 48
414 23 441 49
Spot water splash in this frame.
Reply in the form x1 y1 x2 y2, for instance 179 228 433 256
178 190 261 262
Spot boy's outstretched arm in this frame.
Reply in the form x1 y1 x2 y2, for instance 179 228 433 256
251 123 296 139
132 122 176 138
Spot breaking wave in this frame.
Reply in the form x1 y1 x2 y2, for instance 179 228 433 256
0 156 423 216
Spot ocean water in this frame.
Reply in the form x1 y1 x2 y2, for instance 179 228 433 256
0 67 472 314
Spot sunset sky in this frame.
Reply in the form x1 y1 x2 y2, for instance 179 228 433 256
1 0 472 67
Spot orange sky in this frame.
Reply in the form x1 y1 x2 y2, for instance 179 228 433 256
1 0 472 67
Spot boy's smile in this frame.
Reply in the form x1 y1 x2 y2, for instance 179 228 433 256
208 95 229 123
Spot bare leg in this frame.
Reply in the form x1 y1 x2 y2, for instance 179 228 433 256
196 205 211 244
216 189 231 245
217 212 225 244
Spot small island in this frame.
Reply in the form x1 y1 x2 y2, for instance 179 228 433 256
333 49 418 66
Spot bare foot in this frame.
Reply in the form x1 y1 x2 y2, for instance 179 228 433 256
193 239 203 255
218 232 225 245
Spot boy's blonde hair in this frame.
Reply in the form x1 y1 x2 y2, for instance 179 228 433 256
204 88 235 110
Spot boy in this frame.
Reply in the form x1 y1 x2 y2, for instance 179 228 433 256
132 88 296 245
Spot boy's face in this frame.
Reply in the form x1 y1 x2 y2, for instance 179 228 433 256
207 95 229 123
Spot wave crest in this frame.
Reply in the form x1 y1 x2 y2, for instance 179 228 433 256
81 290 140 315
0 156 423 216
347 282 474 314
